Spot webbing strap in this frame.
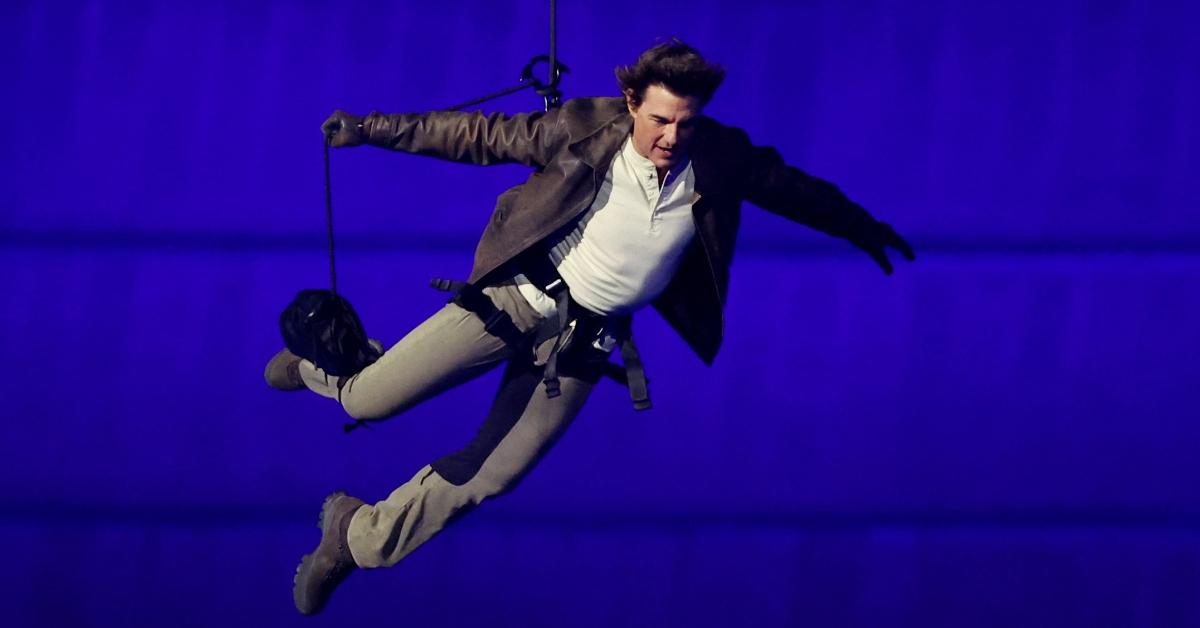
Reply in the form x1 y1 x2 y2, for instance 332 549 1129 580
540 287 572 398
430 275 651 410
523 255 652 410
430 279 527 349
619 337 651 411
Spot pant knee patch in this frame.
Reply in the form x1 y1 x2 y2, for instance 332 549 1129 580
431 360 543 486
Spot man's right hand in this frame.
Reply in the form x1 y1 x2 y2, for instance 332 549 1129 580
321 110 366 147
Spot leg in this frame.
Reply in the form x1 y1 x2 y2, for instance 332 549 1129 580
294 284 545 421
290 286 607 614
346 361 596 568
292 364 596 614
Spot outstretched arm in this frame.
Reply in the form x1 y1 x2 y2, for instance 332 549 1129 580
321 107 566 168
741 140 915 274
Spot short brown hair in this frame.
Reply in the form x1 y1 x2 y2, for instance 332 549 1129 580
615 39 726 107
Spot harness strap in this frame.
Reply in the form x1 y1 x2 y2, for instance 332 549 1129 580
540 286 571 398
430 272 651 411
430 279 527 349
522 255 652 411
619 337 651 411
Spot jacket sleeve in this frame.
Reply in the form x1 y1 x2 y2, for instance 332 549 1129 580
736 129 880 242
361 108 566 168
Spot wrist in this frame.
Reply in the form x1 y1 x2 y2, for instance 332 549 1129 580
357 112 380 145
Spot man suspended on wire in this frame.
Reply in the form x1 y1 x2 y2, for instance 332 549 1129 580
266 40 914 615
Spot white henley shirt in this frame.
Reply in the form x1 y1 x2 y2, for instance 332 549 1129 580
517 135 698 318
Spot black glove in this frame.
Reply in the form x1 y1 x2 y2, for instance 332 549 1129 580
851 214 915 275
321 110 367 147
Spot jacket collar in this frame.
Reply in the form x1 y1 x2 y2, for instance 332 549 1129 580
564 97 721 204
567 99 633 169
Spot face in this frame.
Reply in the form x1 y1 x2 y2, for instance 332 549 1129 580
626 83 703 172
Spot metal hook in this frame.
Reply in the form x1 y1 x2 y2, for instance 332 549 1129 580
520 55 570 110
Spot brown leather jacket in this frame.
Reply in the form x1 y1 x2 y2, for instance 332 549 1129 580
362 97 881 364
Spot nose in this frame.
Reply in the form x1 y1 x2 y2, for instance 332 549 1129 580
660 125 677 148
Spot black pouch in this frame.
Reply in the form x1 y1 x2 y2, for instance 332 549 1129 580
279 289 381 377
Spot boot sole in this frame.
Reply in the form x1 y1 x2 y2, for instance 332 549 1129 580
292 491 350 615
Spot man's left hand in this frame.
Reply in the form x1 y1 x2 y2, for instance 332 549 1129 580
322 110 367 148
853 217 916 275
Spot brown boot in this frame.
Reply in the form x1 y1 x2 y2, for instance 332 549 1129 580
293 492 365 615
263 348 305 391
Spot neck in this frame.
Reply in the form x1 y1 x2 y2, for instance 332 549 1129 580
657 155 691 188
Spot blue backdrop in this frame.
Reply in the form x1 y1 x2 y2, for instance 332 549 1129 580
2 1 1198 626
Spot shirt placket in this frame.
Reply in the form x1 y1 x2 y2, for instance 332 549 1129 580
637 161 662 234
654 167 688 234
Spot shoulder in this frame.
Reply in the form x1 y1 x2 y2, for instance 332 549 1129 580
691 115 760 180
557 97 629 135
559 96 627 119
696 115 754 152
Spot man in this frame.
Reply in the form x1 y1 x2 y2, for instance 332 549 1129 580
266 41 913 615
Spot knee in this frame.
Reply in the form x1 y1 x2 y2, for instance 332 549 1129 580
431 463 521 501
336 371 423 421
473 469 528 499
340 388 402 422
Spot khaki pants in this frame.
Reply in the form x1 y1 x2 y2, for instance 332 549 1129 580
298 284 598 568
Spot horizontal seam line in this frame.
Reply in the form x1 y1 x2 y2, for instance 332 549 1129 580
6 508 1200 533
2 231 1200 256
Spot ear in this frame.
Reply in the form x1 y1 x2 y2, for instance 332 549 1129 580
624 89 638 114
